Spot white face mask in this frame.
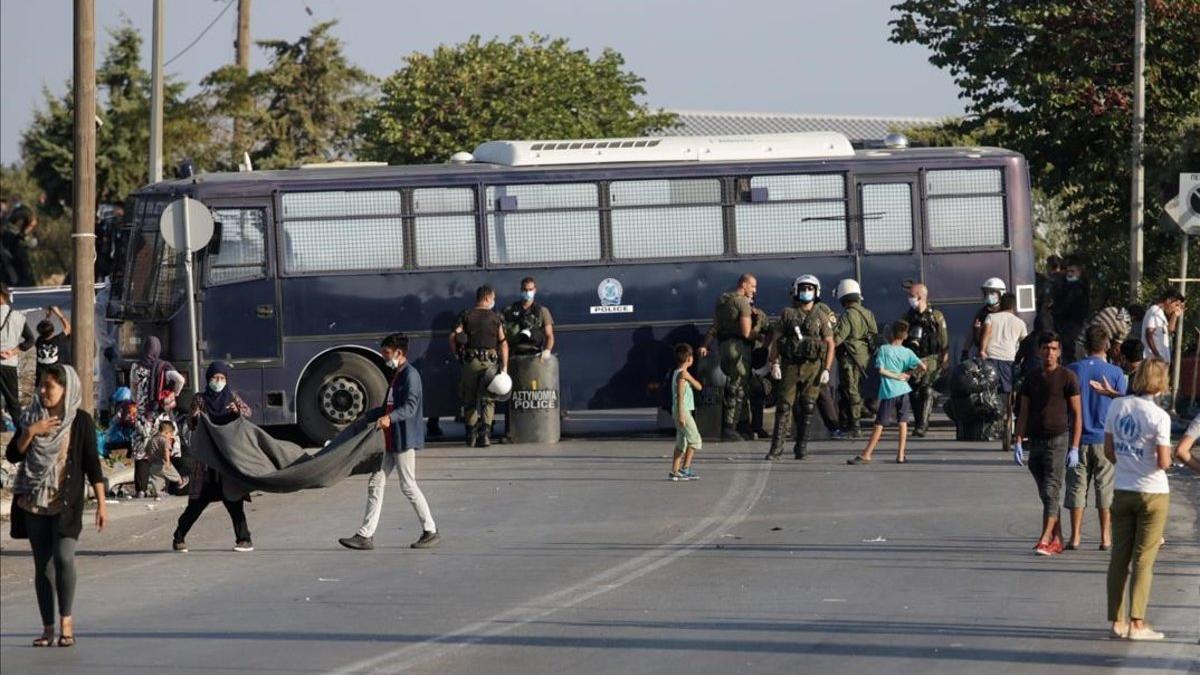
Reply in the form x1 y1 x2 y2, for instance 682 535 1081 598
387 357 402 369
907 296 921 309
208 379 226 393
485 301 495 311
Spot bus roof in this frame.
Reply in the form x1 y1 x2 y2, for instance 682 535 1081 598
137 144 1023 195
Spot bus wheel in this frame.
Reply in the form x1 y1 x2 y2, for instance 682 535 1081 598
298 351 387 444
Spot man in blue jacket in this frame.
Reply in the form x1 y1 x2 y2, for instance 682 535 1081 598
339 334 440 550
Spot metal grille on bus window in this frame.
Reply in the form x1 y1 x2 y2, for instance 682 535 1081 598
925 169 1002 195
281 190 403 218
415 215 477 267
927 196 1005 248
735 202 848 255
609 179 721 206
412 187 474 214
208 209 266 284
127 231 160 303
485 183 598 211
487 212 601 264
282 218 403 273
749 174 844 201
150 245 186 311
861 183 913 253
611 206 723 259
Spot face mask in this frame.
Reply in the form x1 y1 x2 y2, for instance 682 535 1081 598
485 301 495 311
387 357 402 369
208 379 226 393
985 293 999 306
797 291 814 303
521 290 535 302
908 296 920 309
1065 275 1079 283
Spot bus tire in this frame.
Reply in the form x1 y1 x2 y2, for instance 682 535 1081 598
297 351 387 445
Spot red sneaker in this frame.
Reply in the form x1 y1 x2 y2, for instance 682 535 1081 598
1035 541 1055 556
1049 537 1064 554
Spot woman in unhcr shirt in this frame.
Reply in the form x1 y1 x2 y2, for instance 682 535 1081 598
1102 358 1172 641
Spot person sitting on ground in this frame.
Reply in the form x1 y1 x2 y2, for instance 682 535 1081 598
140 419 188 497
1103 358 1173 640
848 320 925 465
104 387 137 458
669 343 703 481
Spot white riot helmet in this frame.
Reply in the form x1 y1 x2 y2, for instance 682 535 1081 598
791 274 821 300
981 277 1007 292
835 278 862 300
487 371 513 397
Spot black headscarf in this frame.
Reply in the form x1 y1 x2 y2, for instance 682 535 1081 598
138 336 173 409
202 360 236 423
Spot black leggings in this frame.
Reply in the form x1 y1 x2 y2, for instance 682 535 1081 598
174 495 251 544
25 513 78 626
0 365 20 430
134 459 151 493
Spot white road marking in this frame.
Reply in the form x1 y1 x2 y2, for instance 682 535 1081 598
329 461 772 675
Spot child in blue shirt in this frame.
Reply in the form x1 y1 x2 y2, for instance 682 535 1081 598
849 320 926 465
669 344 703 481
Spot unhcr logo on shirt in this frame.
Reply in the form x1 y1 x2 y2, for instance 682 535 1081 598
1115 413 1144 459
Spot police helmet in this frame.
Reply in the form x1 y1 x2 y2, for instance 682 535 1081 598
791 274 821 299
981 277 1006 292
487 371 513 397
835 278 862 300
112 386 133 403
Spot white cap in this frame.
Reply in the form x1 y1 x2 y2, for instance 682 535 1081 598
835 278 862 299
981 277 1006 292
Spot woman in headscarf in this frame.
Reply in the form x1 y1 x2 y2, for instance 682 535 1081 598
127 336 182 423
172 361 253 553
6 364 107 647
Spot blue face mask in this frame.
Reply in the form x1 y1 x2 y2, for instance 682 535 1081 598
985 293 999 306
797 291 814 303
521 290 536 302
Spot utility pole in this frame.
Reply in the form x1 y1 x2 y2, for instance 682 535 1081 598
149 0 164 182
1129 0 1146 301
233 0 251 159
72 0 97 413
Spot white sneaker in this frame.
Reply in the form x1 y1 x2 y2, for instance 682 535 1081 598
1127 626 1164 641
232 541 254 552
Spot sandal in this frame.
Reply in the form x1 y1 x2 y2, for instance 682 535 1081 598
57 635 75 647
846 456 871 465
32 634 54 647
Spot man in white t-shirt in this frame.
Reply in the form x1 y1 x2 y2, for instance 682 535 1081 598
981 293 1029 442
1141 290 1184 363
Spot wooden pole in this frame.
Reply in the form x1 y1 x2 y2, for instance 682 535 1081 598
149 0 164 183
72 0 96 413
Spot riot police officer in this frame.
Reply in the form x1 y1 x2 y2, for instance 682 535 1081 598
698 274 765 441
902 282 949 437
502 277 555 358
450 285 509 447
833 279 878 439
765 275 835 460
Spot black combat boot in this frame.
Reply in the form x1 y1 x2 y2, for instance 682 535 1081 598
721 423 744 442
793 412 813 460
765 407 791 460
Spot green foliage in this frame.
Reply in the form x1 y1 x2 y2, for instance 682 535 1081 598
359 34 678 164
202 21 375 170
891 0 1200 304
0 164 72 283
19 22 215 214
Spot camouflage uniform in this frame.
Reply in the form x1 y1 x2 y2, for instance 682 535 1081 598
767 303 833 460
902 305 949 436
834 300 878 437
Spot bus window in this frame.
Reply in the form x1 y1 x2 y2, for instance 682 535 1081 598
734 174 847 255
861 183 914 253
208 208 267 284
486 183 601 264
925 169 1006 249
610 179 723 259
413 187 477 268
280 190 404 274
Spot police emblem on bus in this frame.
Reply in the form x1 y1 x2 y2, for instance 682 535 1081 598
590 278 633 314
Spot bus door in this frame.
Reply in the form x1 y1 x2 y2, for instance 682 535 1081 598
853 175 923 320
197 199 281 363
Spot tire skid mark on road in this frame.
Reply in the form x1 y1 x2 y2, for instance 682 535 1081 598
329 461 773 675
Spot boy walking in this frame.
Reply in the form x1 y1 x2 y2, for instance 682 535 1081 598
847 321 925 465
669 344 703 481
339 334 439 550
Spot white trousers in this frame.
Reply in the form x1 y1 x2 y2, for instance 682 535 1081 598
357 449 436 538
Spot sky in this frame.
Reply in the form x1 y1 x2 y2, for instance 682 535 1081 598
0 0 965 166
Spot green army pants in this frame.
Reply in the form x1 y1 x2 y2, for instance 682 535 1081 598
720 339 752 429
838 359 867 430
767 359 824 458
460 357 496 432
909 355 941 434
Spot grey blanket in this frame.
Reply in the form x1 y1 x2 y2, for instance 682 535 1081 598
189 409 385 494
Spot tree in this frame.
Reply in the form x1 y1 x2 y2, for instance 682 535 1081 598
359 34 678 165
891 0 1200 304
203 21 374 170
20 22 215 215
0 164 71 284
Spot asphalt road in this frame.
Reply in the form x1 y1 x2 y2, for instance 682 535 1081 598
2 420 1198 674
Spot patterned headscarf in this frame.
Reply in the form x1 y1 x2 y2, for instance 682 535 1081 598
13 365 82 508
